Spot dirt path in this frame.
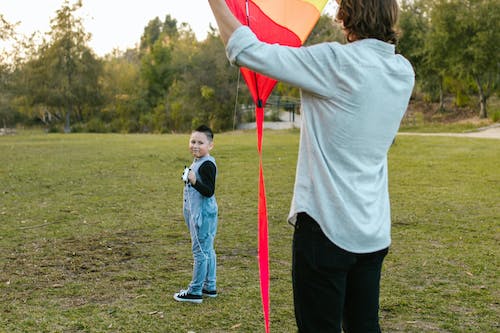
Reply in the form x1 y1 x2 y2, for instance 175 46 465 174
240 114 500 140
398 124 500 139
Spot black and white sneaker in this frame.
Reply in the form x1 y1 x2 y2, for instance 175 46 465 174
173 289 202 304
202 289 218 298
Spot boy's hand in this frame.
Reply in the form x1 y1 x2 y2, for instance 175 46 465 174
188 170 196 185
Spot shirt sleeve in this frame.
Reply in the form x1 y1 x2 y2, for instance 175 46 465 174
226 26 340 98
192 161 216 197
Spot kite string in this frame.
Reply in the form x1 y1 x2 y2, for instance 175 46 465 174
232 70 241 131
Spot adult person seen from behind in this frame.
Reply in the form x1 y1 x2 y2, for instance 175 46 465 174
209 0 415 331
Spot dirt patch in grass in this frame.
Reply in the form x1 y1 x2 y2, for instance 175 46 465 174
2 229 153 306
406 99 479 123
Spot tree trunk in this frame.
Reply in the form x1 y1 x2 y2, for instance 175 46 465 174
75 107 83 122
64 105 72 133
438 77 445 112
474 75 488 119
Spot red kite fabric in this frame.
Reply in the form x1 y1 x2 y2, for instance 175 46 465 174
224 1 328 332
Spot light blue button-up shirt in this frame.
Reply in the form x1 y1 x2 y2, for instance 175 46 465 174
227 26 415 253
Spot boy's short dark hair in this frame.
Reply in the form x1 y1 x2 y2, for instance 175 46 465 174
336 0 399 44
195 125 214 141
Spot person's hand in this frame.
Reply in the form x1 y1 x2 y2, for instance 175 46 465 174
208 0 242 45
188 170 196 185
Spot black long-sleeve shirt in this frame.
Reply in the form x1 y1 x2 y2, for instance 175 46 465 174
192 160 216 197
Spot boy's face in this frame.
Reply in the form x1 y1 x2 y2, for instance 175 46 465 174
189 131 213 159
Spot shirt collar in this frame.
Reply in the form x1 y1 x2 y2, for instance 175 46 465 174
352 38 395 55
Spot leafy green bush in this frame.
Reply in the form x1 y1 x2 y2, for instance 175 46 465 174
86 118 109 133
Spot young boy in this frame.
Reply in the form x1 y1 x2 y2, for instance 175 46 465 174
174 125 218 304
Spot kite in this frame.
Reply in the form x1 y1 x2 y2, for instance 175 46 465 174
224 1 329 332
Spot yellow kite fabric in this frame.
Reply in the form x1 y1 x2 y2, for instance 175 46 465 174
252 0 326 43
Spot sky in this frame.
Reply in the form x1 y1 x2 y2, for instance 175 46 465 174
1 0 217 56
2 1 337 57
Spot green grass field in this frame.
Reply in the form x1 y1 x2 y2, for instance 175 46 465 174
1 130 499 332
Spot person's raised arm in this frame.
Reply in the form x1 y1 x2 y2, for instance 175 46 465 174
208 0 242 45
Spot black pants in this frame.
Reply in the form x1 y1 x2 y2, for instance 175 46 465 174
292 213 388 333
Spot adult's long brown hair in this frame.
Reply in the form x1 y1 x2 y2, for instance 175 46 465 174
336 0 399 44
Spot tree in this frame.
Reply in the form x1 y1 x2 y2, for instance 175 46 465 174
0 15 17 128
429 0 499 118
20 0 103 132
194 32 242 131
466 0 499 118
138 15 186 126
0 14 38 128
1 14 16 67
421 0 450 109
162 14 179 39
100 49 143 133
140 17 162 51
398 0 445 105
305 14 344 45
140 38 174 110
